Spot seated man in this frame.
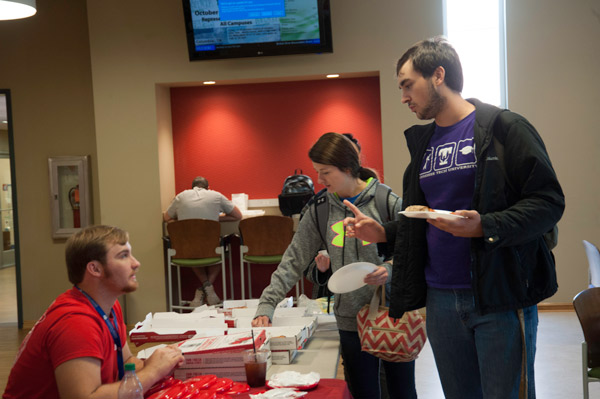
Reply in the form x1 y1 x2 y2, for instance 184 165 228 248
163 176 242 306
3 225 184 399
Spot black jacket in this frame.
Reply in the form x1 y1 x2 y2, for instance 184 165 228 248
385 99 565 318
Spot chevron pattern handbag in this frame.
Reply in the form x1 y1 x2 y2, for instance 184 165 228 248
356 285 426 362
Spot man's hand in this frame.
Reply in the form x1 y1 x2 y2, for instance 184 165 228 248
142 345 185 380
364 265 388 286
315 253 331 273
251 316 272 327
428 210 483 237
342 200 387 243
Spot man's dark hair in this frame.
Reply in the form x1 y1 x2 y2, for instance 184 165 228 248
192 176 209 189
396 36 464 93
65 225 129 285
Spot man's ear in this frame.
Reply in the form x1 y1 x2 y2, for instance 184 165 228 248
433 66 446 86
87 261 103 277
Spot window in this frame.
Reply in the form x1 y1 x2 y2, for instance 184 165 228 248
443 0 507 107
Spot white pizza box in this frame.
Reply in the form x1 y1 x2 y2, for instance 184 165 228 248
234 316 317 338
230 326 307 350
151 311 226 328
230 308 258 318
273 307 309 318
129 312 227 346
177 329 267 356
229 306 308 319
271 316 317 338
137 333 267 360
271 348 298 365
179 341 270 369
222 299 260 309
173 353 272 382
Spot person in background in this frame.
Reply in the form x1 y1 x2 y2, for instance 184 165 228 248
163 176 242 306
344 37 564 398
252 132 415 398
2 225 184 399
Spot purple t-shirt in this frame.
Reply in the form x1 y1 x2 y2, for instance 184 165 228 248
419 111 476 288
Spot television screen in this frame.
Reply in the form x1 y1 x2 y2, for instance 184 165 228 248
182 0 333 61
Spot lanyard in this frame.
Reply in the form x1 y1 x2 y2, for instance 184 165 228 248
75 286 124 380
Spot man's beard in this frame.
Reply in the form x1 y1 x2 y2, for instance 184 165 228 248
101 263 138 293
417 81 446 120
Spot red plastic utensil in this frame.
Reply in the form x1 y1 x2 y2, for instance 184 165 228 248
224 382 250 395
211 378 234 393
184 375 218 390
146 377 181 398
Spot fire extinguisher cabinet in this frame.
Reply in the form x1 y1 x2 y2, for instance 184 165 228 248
48 156 91 239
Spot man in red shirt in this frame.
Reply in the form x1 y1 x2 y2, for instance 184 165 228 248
3 225 184 399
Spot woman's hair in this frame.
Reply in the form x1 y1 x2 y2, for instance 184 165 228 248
65 225 129 285
309 132 378 181
341 133 361 153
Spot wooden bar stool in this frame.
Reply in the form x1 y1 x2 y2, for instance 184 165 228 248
166 219 226 312
238 215 296 300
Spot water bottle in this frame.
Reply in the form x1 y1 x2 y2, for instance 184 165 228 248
118 363 143 399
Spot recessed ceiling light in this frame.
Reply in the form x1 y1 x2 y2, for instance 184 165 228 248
203 81 216 85
326 74 340 78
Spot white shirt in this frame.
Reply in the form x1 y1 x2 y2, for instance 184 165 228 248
166 187 235 221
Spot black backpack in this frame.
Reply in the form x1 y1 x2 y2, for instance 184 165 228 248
278 169 315 216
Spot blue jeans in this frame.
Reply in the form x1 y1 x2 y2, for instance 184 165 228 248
339 329 417 399
426 288 538 399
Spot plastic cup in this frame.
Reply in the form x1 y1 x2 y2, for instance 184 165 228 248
243 349 269 387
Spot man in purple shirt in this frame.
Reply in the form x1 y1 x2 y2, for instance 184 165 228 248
344 37 564 398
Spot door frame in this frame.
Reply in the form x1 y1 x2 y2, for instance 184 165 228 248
1 89 23 328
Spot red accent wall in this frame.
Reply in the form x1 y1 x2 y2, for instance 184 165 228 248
170 77 383 198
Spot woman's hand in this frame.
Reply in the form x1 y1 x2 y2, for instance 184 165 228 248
315 253 331 273
364 265 388 286
251 316 272 327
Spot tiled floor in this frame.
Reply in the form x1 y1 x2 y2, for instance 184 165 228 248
0 265 598 397
414 311 597 398
0 266 17 325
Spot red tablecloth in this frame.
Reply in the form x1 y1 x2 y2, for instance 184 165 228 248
240 379 351 399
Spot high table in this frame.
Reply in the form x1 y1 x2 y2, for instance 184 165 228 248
268 325 340 379
241 379 351 399
247 318 349 398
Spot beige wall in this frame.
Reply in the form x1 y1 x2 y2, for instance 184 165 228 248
0 0 598 323
0 0 100 320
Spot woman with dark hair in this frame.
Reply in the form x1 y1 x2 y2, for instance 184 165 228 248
252 133 415 398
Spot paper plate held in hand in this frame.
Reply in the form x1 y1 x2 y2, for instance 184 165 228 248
399 209 464 220
327 262 377 294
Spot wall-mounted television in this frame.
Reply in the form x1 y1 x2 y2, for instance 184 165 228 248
182 0 333 61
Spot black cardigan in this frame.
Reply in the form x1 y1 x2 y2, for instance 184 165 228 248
385 99 565 318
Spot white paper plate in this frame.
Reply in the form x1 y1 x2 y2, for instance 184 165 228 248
267 371 320 390
399 209 465 220
327 262 377 294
